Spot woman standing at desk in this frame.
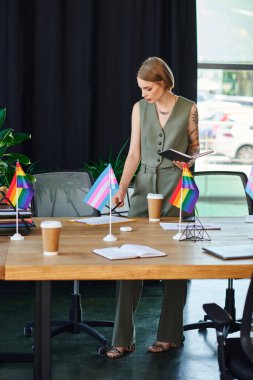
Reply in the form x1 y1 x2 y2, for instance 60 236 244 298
107 57 200 358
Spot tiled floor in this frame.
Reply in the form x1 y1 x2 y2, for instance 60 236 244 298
0 279 250 380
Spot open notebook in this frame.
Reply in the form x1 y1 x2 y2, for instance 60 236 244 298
93 244 166 260
202 244 253 260
159 149 213 163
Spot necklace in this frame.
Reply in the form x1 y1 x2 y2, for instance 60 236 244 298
156 95 176 116
156 107 172 115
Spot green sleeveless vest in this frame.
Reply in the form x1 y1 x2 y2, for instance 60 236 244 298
139 96 194 168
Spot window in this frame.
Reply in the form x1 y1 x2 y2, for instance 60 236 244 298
196 0 253 177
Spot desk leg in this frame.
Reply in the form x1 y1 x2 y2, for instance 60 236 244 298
34 281 51 380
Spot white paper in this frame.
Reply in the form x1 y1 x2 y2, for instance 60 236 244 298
70 216 132 225
93 244 166 260
245 215 253 223
160 223 182 230
160 222 221 230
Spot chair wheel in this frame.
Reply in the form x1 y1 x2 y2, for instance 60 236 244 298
197 320 207 331
97 346 107 356
24 326 33 336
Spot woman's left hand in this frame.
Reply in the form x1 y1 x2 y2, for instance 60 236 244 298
173 160 194 170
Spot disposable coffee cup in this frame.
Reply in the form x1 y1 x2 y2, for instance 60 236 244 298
147 193 163 222
40 221 62 256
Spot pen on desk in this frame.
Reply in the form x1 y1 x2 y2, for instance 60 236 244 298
111 201 123 212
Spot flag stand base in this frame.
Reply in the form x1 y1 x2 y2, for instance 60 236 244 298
179 216 211 242
173 232 186 241
103 234 117 242
10 233 24 241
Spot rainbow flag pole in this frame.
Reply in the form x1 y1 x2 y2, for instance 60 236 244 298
173 181 184 241
169 163 199 240
12 162 25 240
11 175 24 240
5 161 34 241
178 183 184 237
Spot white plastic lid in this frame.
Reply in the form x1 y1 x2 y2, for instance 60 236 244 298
120 226 133 232
40 221 62 228
147 193 163 199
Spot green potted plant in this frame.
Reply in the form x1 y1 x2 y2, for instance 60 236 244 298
0 107 35 192
82 138 130 182
82 138 140 214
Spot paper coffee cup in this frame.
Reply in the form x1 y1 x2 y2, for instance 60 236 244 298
147 193 163 222
40 221 62 256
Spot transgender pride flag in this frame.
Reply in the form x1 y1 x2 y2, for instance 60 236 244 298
84 164 119 212
245 166 253 200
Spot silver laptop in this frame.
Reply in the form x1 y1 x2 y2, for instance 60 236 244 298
202 244 253 260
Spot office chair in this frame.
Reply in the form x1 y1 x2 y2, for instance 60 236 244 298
184 171 253 334
203 276 253 380
24 171 113 355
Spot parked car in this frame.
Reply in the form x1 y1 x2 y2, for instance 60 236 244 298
214 94 253 108
198 100 243 139
212 120 253 163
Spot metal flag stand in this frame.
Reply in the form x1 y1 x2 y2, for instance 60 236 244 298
179 214 211 242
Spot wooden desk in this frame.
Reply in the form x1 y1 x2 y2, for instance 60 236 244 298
0 237 9 280
3 217 253 380
5 217 253 280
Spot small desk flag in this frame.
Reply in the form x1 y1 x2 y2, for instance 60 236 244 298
245 166 253 200
169 164 199 214
84 164 119 212
5 162 34 209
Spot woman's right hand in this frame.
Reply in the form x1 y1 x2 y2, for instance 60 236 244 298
113 188 126 208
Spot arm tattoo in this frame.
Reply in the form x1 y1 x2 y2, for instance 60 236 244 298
187 106 200 156
192 109 198 128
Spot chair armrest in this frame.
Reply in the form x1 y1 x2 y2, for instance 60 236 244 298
203 303 233 326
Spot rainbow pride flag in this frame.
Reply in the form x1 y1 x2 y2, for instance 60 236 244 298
84 164 119 212
169 164 199 214
245 166 253 200
5 162 34 209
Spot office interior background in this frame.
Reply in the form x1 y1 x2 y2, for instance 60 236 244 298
1 0 252 181
0 2 253 380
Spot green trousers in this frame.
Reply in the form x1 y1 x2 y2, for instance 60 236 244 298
111 164 187 347
112 280 187 346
